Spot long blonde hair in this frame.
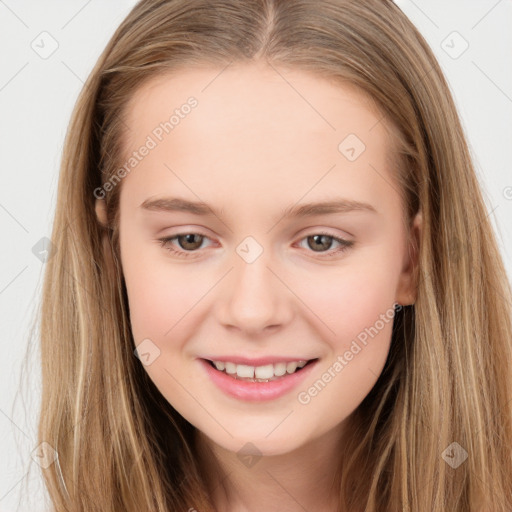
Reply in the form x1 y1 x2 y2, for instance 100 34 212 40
32 0 512 510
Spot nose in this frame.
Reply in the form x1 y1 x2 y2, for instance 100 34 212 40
216 248 293 336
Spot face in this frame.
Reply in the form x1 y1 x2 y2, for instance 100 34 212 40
98 62 420 457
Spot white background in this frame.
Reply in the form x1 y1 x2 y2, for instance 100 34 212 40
0 1 511 510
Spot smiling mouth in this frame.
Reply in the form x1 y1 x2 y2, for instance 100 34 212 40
205 358 318 382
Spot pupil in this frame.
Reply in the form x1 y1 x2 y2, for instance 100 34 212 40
310 234 330 251
180 234 201 249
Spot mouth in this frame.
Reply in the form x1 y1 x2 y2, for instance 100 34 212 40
203 358 319 383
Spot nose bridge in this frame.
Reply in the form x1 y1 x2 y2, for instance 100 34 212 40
218 234 291 332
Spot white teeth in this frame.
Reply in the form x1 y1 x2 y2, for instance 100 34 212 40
225 362 237 374
273 362 287 376
254 364 274 379
210 359 311 379
236 364 254 378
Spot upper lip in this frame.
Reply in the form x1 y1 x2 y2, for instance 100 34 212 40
201 356 318 366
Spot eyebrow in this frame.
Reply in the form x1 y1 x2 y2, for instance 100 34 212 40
139 196 377 222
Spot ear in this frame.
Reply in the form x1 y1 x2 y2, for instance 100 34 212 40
95 198 118 274
395 210 422 306
95 198 108 227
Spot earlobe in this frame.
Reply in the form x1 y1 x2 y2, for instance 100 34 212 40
95 198 108 227
396 210 422 306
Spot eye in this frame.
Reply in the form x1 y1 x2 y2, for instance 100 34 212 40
157 231 353 259
296 232 353 258
158 232 212 259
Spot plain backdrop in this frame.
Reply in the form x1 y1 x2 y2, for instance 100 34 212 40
0 1 511 510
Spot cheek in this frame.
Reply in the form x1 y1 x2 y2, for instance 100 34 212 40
119 229 179 341
122 256 195 344
290 250 399 401
294 270 397 420
291 252 400 343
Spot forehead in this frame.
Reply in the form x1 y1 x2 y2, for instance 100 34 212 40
119 63 399 215
123 62 388 144
127 61 380 107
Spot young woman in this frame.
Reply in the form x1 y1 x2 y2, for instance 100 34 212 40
36 0 512 510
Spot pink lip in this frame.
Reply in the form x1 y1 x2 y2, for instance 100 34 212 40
200 355 314 366
199 358 318 402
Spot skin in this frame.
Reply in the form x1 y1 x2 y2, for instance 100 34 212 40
96 61 421 511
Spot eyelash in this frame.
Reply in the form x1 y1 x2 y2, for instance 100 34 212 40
157 231 354 259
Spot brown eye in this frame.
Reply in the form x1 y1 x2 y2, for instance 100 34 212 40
158 232 211 259
175 233 204 251
306 234 336 252
297 232 353 258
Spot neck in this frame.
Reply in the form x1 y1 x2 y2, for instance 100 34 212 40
193 425 345 512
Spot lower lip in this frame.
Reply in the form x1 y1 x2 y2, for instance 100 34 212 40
199 358 318 402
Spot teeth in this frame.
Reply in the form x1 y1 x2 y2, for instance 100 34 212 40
255 364 274 379
225 362 237 374
286 362 298 374
274 362 287 376
211 359 310 380
236 364 254 378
